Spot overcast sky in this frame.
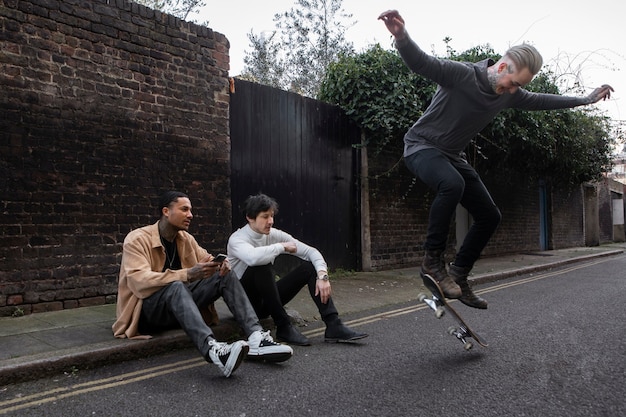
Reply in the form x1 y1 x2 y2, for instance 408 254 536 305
193 0 623 124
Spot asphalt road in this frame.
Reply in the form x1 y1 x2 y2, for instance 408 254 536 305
1 255 624 417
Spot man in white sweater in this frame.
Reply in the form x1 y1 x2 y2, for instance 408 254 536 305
227 193 368 346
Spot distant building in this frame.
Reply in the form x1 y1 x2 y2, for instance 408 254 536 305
609 145 626 185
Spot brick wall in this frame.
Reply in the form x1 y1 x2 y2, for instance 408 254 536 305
550 184 585 249
367 145 434 270
598 180 615 243
0 0 231 316
366 142 591 270
481 179 541 256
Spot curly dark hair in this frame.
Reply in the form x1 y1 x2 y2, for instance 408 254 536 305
243 193 279 219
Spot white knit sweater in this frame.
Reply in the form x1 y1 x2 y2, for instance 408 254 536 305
227 224 327 279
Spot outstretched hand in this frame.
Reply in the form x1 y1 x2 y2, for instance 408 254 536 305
587 84 614 104
378 9 407 40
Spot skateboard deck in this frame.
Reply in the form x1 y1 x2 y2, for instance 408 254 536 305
418 273 488 350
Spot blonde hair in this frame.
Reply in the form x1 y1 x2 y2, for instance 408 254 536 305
504 44 543 75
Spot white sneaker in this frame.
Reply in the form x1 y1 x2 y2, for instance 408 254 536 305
247 330 293 363
208 339 249 377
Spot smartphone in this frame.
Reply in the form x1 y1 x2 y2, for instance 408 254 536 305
213 253 227 263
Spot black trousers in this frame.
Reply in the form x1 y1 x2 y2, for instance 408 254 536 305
239 261 339 328
405 148 502 268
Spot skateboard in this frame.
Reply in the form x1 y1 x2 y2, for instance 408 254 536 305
418 273 488 350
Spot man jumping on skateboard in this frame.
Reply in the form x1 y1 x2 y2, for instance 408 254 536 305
379 10 614 308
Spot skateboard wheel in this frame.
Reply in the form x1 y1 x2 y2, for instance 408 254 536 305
447 326 456 335
418 293 427 302
435 307 445 318
464 342 473 351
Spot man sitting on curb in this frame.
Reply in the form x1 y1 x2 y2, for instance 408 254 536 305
227 193 368 346
113 191 293 378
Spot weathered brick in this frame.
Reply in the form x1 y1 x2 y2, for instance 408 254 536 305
6 294 23 305
32 301 63 313
78 296 106 307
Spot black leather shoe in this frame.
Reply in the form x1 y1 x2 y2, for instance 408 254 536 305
276 324 311 346
449 263 488 309
457 286 488 309
422 251 461 299
324 322 368 343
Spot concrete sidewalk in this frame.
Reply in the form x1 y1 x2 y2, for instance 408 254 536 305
1 243 624 385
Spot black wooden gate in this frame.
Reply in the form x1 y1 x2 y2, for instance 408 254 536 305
229 79 361 271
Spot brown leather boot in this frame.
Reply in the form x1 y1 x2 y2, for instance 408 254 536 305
449 263 488 309
421 250 461 299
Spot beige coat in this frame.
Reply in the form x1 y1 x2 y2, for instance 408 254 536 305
112 222 209 339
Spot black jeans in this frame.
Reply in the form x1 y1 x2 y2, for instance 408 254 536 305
239 261 339 328
139 272 261 360
404 148 502 268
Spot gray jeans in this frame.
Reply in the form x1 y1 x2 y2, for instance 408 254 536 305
140 272 261 359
